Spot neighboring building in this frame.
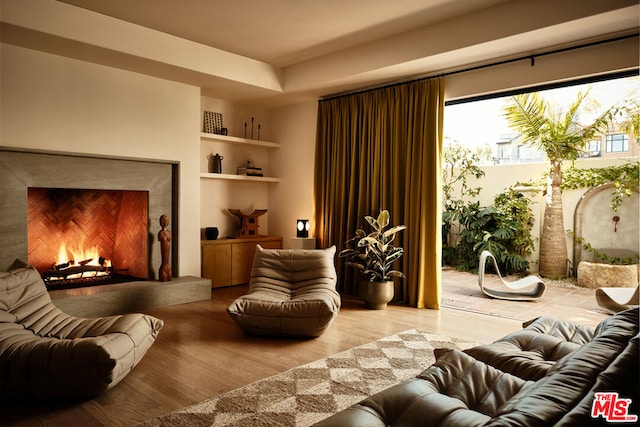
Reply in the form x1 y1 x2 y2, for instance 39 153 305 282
577 130 639 159
493 131 639 164
590 132 640 159
492 134 546 164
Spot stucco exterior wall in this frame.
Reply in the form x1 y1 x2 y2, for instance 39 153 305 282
454 157 639 273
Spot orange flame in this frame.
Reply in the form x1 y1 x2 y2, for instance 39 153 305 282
56 242 111 268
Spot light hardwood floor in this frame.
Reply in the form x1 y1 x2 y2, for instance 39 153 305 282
1 285 522 427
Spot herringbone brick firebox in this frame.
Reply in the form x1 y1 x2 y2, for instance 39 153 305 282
28 187 149 285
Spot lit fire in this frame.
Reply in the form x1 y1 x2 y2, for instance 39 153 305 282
56 242 111 268
47 242 112 281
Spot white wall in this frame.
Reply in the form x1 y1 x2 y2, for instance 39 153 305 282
0 44 202 276
268 101 319 247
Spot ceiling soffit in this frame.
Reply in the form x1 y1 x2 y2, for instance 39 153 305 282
1 0 638 105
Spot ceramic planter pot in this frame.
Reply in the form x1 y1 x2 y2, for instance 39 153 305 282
359 280 394 310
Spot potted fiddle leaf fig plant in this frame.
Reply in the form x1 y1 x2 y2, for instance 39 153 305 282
339 210 406 309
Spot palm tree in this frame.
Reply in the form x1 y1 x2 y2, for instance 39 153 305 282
504 90 610 279
613 91 640 141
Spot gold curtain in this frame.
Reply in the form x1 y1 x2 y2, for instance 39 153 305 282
314 78 444 309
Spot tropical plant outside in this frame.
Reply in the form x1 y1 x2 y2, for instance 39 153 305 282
515 160 639 212
442 78 638 281
561 161 639 211
442 143 484 249
502 90 631 279
442 143 535 275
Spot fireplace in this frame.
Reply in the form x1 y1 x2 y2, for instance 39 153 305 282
28 187 150 290
0 148 213 318
0 148 178 280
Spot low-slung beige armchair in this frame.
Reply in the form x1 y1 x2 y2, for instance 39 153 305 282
227 245 340 337
0 260 164 399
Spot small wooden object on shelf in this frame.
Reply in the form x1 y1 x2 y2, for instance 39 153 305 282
228 209 268 238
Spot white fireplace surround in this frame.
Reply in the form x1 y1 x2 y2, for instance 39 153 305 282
0 147 178 277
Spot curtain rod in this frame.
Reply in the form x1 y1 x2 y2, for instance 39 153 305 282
320 32 639 102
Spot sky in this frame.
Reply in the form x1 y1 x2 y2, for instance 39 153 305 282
443 75 639 149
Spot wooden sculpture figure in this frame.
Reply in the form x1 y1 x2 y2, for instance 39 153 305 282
228 209 268 238
158 214 172 282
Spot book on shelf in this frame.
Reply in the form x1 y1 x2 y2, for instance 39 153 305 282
237 166 263 177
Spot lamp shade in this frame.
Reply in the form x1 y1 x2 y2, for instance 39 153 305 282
296 219 310 238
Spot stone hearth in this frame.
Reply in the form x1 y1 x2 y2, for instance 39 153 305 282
50 276 210 318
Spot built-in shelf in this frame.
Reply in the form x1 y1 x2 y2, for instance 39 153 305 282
200 132 280 182
200 132 279 149
200 172 280 183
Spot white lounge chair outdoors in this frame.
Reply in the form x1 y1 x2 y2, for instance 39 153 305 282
478 250 546 300
595 285 639 314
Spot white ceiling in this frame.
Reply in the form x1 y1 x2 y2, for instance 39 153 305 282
58 0 510 67
2 0 639 106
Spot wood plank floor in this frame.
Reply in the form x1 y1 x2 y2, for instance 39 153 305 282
1 285 522 427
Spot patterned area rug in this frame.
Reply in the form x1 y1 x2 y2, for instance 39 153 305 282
137 329 479 427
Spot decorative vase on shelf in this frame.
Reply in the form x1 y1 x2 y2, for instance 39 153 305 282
205 227 219 240
207 153 223 173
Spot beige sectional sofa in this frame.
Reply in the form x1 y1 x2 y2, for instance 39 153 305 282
0 260 164 399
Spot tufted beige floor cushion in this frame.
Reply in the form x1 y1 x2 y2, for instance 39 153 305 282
0 260 164 399
227 245 340 337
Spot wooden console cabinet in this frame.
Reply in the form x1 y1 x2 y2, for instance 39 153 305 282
201 236 282 288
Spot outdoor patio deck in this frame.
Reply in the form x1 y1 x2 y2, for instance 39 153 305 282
441 268 613 329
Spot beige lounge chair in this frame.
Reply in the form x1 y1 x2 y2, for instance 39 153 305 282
478 251 546 300
595 285 639 314
227 245 340 337
1 260 164 399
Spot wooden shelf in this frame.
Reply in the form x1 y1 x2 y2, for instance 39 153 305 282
200 172 280 183
200 132 279 149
